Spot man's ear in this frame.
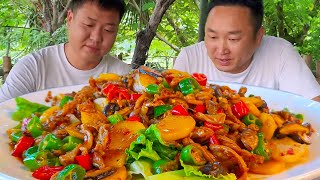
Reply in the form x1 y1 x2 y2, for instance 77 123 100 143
255 26 265 47
66 10 73 27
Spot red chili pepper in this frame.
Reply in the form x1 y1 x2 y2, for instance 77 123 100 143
12 136 35 158
126 115 142 122
204 122 224 131
192 73 207 86
209 134 220 145
172 104 189 116
231 101 249 119
32 165 64 180
217 108 224 113
130 93 142 101
287 148 294 155
102 84 118 100
116 88 130 100
165 75 174 84
75 154 92 170
195 104 206 113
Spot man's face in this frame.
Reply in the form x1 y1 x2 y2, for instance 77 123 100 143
66 2 120 62
205 5 264 74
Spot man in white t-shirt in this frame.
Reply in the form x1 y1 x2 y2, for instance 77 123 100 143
0 0 130 102
173 0 320 102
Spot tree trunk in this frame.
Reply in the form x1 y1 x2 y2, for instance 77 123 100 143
197 0 208 42
131 0 176 69
3 56 12 82
302 54 312 70
317 61 320 78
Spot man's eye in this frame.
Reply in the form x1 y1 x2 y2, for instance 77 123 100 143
83 23 93 27
229 38 239 41
104 28 116 33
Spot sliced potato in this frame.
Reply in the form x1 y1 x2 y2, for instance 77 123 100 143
259 113 277 140
157 115 196 141
104 150 127 168
80 111 108 127
269 137 308 163
249 160 286 175
95 73 121 82
108 121 145 150
40 106 61 123
105 166 127 180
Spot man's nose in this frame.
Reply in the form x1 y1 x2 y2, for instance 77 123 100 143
90 27 103 43
217 40 230 54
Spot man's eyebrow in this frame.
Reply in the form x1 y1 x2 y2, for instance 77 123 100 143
206 28 216 33
87 17 116 26
228 31 242 35
206 28 242 35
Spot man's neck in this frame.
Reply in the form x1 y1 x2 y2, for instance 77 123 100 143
64 43 102 70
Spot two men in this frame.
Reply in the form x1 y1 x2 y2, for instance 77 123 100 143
174 0 320 101
0 0 130 102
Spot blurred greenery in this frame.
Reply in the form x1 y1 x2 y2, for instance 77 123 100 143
0 0 319 71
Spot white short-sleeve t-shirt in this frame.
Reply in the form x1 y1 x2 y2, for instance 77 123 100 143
173 36 320 99
0 43 131 102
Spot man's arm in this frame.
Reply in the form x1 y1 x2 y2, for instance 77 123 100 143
278 42 320 99
0 57 37 102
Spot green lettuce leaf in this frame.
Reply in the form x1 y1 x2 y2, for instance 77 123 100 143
12 97 50 121
129 160 154 180
148 170 212 180
144 124 166 145
126 133 161 163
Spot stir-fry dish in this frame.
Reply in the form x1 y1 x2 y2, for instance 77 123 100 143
7 66 314 180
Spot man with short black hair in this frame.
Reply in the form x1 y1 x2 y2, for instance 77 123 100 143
0 0 130 102
174 0 320 102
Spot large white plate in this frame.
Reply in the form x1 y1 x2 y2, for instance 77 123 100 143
0 82 319 180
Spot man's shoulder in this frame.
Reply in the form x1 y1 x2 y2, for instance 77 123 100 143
19 43 64 64
261 35 292 47
182 41 206 51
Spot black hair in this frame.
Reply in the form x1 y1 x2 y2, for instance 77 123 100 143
207 0 263 33
70 0 126 21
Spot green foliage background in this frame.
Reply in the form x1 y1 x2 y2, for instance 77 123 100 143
0 0 319 70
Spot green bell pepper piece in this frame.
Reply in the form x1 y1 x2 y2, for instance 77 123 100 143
178 78 200 96
23 146 38 159
253 132 270 160
152 159 179 174
108 114 124 125
62 136 83 152
161 80 170 88
154 105 172 118
295 113 304 121
38 134 63 151
146 84 160 94
60 96 74 108
180 144 206 165
242 113 262 128
55 164 86 180
10 130 23 143
23 150 60 171
27 116 44 138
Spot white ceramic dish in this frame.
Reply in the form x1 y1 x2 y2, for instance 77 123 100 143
0 82 319 180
